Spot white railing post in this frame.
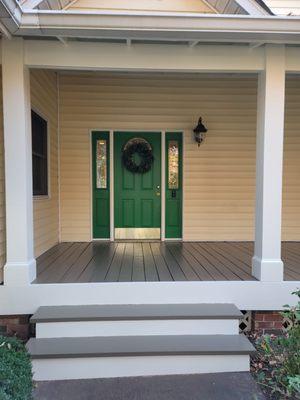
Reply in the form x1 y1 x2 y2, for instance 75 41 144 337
2 38 36 285
252 44 286 282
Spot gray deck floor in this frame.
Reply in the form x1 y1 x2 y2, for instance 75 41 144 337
35 241 300 284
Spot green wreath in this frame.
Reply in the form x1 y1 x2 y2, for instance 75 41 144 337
122 138 154 174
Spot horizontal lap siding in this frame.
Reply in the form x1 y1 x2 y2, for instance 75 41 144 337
282 77 300 240
31 70 59 257
59 72 257 241
58 73 300 242
0 74 4 281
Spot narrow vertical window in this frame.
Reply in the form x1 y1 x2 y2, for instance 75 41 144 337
32 110 48 196
96 139 107 189
168 140 179 189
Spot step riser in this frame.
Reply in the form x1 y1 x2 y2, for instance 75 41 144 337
31 354 250 381
36 319 240 338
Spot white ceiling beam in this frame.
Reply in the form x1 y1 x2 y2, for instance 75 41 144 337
24 40 265 72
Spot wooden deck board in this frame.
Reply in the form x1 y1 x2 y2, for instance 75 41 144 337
119 243 134 282
105 243 126 282
35 241 300 283
150 243 174 281
132 243 145 281
142 242 159 281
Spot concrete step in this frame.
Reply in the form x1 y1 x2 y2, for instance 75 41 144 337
31 304 242 338
27 334 255 381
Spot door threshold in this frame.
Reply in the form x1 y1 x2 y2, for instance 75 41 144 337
115 239 161 243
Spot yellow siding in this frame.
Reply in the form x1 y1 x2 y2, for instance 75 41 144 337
69 0 215 13
31 70 59 257
59 72 257 241
282 76 300 240
59 72 300 242
0 72 4 281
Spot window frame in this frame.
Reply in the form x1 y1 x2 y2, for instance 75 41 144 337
31 109 50 199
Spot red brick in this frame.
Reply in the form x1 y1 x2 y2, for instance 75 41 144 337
7 324 29 340
255 321 274 329
0 314 31 341
0 317 19 325
264 314 282 322
18 315 30 324
274 321 283 329
253 313 264 322
251 310 284 334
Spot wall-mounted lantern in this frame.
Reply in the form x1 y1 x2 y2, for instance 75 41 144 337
193 117 208 147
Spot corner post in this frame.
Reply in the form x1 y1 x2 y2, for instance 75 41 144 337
252 44 286 281
2 38 36 285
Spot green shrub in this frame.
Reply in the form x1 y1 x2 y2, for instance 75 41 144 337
0 336 33 400
253 290 300 399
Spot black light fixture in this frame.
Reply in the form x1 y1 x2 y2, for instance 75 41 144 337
193 117 208 147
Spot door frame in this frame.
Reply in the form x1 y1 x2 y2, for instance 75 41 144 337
90 129 184 241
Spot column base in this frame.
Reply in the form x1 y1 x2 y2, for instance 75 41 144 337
4 259 36 286
252 256 283 282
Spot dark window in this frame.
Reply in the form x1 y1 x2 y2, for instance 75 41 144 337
32 110 48 196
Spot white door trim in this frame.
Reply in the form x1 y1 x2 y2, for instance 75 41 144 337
109 130 114 241
161 131 166 241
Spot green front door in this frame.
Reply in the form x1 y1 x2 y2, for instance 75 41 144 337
114 132 161 239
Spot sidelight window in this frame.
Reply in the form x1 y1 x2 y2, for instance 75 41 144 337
168 140 179 190
96 139 107 189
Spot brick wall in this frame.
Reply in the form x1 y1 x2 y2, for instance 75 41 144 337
0 315 32 341
252 311 283 335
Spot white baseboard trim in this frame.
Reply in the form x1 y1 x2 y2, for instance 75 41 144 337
0 280 299 314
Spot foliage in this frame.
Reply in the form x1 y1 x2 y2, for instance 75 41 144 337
122 138 154 174
0 336 33 400
251 290 300 399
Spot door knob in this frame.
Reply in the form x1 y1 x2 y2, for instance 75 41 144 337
156 185 161 196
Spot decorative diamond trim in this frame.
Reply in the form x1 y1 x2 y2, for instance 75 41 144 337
239 310 252 332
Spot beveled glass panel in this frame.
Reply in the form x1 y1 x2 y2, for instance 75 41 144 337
168 140 179 189
96 139 107 189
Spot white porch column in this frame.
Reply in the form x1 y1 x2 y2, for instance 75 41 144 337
252 44 286 282
2 38 36 285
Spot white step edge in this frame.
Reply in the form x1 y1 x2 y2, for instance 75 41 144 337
36 319 240 338
31 354 250 381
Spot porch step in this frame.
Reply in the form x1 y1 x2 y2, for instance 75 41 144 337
26 334 255 381
28 303 254 381
31 304 242 338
